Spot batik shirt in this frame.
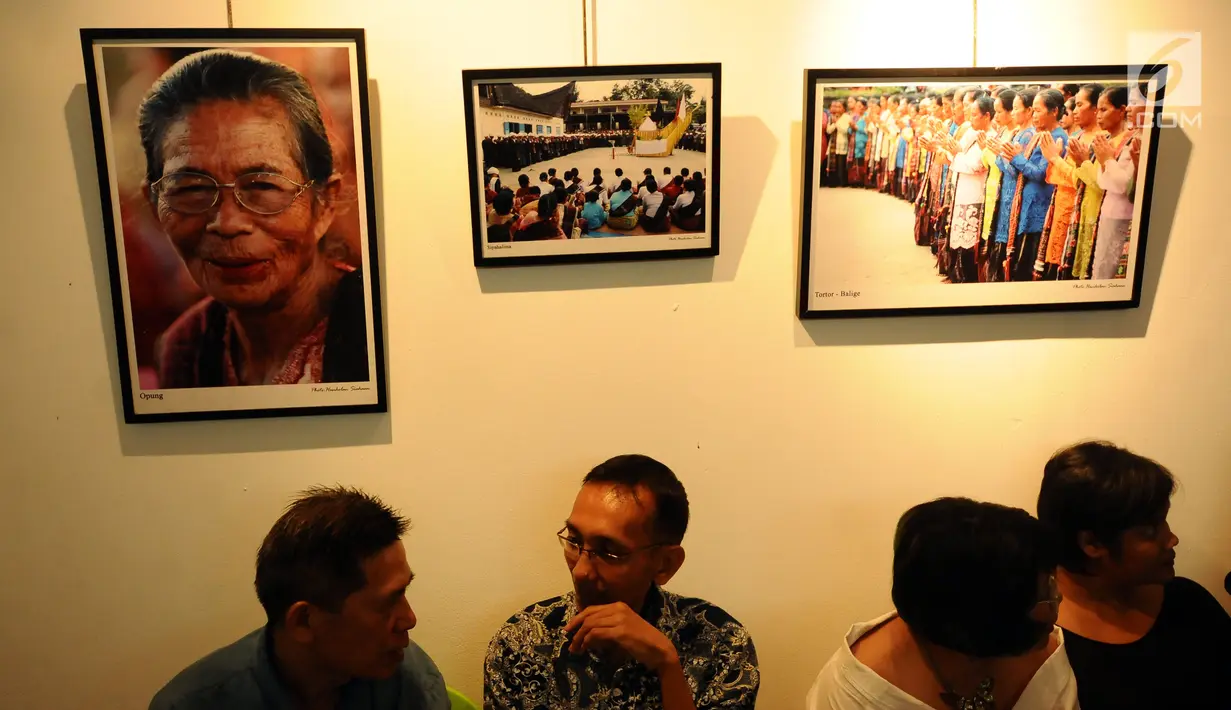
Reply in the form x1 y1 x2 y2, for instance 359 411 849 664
484 586 759 709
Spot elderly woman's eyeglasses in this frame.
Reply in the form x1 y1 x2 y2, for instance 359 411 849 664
557 528 665 567
152 171 314 216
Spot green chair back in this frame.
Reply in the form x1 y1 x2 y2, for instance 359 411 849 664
448 686 480 710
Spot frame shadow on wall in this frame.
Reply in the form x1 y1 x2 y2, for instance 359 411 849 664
66 82 394 456
790 121 1192 347
476 115 774 293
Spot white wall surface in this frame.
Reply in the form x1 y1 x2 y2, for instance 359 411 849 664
1 0 1227 708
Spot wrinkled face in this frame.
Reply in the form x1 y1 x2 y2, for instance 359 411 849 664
562 483 673 612
148 98 335 312
1096 93 1126 132
1012 96 1031 127
311 541 417 679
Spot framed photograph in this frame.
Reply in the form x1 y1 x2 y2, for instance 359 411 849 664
80 28 386 422
798 65 1167 319
463 63 720 267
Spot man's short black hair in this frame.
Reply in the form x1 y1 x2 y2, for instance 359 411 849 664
528 186 541 196
582 454 689 544
892 497 1057 658
1037 441 1175 572
255 486 409 626
518 174 530 187
492 188 514 215
548 168 557 176
614 168 624 176
539 171 548 181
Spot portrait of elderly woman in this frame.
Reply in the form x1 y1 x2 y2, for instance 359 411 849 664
133 48 370 388
81 33 384 410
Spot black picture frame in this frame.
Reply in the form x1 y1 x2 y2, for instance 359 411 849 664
462 63 721 267
80 28 387 423
798 64 1167 319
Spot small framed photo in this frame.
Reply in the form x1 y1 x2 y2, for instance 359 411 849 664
80 28 386 422
798 65 1167 319
463 63 720 267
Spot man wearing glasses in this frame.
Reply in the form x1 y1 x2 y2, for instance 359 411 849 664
483 454 759 710
138 49 369 388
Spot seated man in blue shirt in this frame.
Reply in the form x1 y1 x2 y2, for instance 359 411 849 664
149 486 448 710
484 455 760 710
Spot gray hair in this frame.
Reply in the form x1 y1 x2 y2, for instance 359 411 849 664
137 49 333 185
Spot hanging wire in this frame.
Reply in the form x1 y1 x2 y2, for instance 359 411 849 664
589 0 597 65
582 0 589 65
972 0 978 66
226 0 234 28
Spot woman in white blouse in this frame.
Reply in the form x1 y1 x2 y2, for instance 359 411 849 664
806 498 1079 710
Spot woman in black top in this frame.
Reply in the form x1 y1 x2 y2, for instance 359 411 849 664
1036 441 1231 710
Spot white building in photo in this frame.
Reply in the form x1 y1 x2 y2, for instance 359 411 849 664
477 82 572 136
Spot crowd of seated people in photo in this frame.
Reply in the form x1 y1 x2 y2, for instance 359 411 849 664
483 165 706 240
149 441 1231 710
481 130 632 171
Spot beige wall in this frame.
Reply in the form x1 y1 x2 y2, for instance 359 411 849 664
1 0 1228 708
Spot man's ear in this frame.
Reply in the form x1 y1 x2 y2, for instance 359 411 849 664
1078 531 1110 567
142 179 154 207
652 545 686 587
283 601 316 643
